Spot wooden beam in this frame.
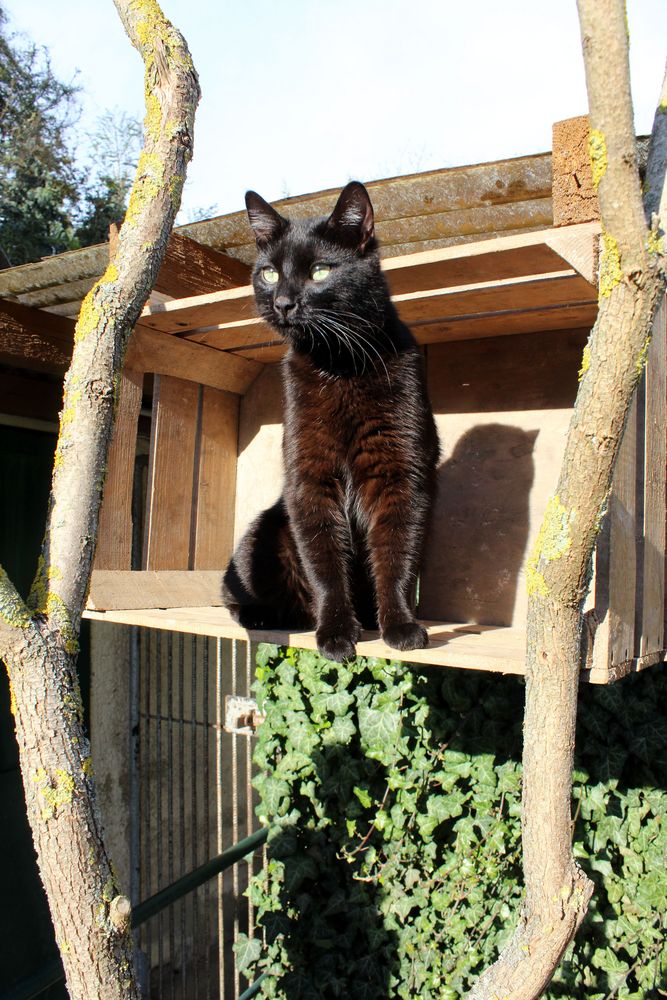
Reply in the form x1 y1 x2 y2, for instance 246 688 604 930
552 116 601 227
0 298 74 374
140 224 599 336
126 324 261 394
87 570 227 610
109 224 250 295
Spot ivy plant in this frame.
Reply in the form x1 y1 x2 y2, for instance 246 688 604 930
235 646 667 999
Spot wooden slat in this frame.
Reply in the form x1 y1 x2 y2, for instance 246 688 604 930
0 370 62 423
94 369 144 570
395 272 596 325
141 225 599 338
125 325 261 394
411 303 598 345
144 375 200 570
420 329 583 629
192 387 239 569
87 570 227 610
640 297 666 656
0 298 74 374
109 225 250 296
608 393 639 666
181 152 553 251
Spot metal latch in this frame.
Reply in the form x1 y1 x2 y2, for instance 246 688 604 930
224 696 265 735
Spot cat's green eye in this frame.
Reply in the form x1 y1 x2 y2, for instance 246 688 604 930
262 266 279 285
310 263 331 282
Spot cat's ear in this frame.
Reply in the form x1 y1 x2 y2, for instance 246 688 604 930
245 191 287 246
326 181 375 252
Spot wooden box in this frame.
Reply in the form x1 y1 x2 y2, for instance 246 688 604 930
83 216 667 685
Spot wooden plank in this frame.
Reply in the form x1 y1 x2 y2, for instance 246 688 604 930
0 298 74 374
608 392 639 666
94 369 144 570
411 303 598 345
181 152 553 251
420 330 584 629
84 605 528 674
551 116 600 227
192 387 240 569
109 224 250 296
144 375 200 570
125 324 261 395
640 296 666 656
394 272 596 325
87 570 227 610
230 343 287 363
140 225 599 337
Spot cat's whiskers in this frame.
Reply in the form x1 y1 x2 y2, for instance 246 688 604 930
316 312 391 386
314 316 364 376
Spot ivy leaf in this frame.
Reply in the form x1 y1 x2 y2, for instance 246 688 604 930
233 933 262 974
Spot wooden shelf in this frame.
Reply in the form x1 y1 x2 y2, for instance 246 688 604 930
138 222 600 357
82 605 659 684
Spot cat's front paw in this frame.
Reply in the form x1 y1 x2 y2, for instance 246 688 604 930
382 620 429 651
316 618 361 662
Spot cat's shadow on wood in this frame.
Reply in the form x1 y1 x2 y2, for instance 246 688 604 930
419 423 538 629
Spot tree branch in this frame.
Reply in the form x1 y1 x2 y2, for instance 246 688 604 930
29 0 201 648
468 3 666 997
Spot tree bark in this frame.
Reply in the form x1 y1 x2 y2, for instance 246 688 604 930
0 2 200 997
468 4 667 999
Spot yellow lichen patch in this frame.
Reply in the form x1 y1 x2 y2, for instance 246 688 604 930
100 261 119 285
599 231 622 299
526 495 574 599
647 228 664 256
36 768 76 821
588 129 608 190
124 150 166 229
0 565 32 629
636 334 652 378
82 755 94 778
102 876 117 903
144 90 163 142
74 291 102 344
170 172 184 210
578 344 591 382
8 678 17 718
45 592 79 654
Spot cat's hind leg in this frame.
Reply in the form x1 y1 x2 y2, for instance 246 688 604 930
222 498 313 630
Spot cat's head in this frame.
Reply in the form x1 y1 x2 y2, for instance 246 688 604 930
245 182 386 361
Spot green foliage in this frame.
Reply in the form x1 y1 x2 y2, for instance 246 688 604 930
240 646 667 999
0 5 80 266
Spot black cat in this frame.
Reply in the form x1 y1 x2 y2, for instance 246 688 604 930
223 181 439 662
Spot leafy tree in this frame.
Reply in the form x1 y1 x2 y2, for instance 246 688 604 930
74 109 142 245
0 4 80 267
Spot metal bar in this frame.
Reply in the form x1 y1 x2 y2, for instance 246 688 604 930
191 633 200 1000
238 973 268 1000
178 632 187 1000
156 628 164 997
6 829 269 1000
167 631 175 1000
132 828 268 929
216 636 225 999
231 639 240 998
203 637 212 999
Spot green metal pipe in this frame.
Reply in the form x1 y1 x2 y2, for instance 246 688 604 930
131 826 268 928
239 972 268 1000
2 826 269 1000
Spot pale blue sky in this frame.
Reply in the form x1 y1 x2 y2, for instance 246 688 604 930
5 1 667 222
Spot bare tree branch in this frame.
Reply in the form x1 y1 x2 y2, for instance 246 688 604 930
468 3 666 997
0 2 200 997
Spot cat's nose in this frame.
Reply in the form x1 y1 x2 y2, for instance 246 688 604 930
274 295 297 320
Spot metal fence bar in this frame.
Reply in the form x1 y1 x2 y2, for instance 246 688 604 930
3 828 269 1000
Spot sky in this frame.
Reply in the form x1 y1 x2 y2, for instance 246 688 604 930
5 1 667 223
